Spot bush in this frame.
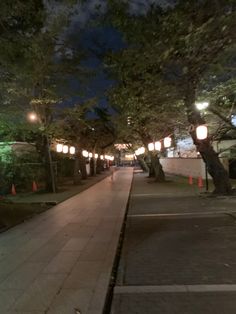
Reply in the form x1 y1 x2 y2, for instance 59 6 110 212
0 151 44 194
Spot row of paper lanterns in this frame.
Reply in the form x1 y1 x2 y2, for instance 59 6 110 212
82 150 114 161
135 125 208 156
135 136 172 156
56 144 114 161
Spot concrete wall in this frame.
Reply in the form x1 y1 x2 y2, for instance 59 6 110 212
160 157 206 178
160 158 229 179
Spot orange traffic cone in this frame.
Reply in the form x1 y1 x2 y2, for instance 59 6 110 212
188 175 193 185
32 181 38 192
11 184 16 195
198 176 203 188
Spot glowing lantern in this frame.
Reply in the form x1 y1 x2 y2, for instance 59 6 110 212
164 137 172 148
148 143 154 151
94 153 98 159
28 112 38 122
62 145 69 154
82 150 89 157
69 146 75 154
100 155 104 160
196 125 208 140
56 143 63 153
89 152 93 158
154 141 161 151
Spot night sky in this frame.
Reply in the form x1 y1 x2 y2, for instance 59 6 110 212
52 0 174 111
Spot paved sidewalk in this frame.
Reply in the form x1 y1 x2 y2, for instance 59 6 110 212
0 168 133 314
5 171 113 204
111 170 236 314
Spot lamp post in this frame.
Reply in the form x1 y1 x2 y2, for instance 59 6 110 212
27 111 56 193
196 124 209 192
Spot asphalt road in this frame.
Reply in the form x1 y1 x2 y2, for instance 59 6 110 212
110 172 236 314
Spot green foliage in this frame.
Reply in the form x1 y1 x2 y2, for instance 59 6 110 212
0 149 43 194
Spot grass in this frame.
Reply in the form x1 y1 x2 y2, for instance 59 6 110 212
0 201 52 232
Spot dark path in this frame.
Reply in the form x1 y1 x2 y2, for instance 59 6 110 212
110 171 236 314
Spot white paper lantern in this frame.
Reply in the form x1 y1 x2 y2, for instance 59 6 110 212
154 141 161 151
69 146 75 154
196 125 208 140
62 145 69 154
148 143 154 151
164 137 171 148
56 143 63 153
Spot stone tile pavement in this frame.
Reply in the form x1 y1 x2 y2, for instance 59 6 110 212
0 168 133 314
110 171 236 314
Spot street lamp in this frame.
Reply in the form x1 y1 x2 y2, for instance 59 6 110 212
195 101 209 111
196 124 209 191
28 112 38 122
27 112 56 193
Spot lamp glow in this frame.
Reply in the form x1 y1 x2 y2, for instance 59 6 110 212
28 112 37 122
164 137 172 148
82 150 89 157
62 145 69 154
195 102 209 111
56 143 63 153
100 155 104 160
148 143 154 151
154 141 161 151
89 152 93 158
196 125 208 140
94 153 98 159
69 146 75 154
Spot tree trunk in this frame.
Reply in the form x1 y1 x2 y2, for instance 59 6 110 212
185 84 232 194
96 158 103 173
90 157 95 176
42 135 56 192
150 154 165 182
137 156 149 172
73 155 81 185
78 151 87 180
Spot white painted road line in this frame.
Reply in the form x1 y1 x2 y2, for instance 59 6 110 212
114 284 236 294
127 211 236 218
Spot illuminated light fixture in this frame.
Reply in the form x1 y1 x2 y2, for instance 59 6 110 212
164 137 172 148
94 153 98 159
100 155 104 160
110 156 114 161
105 155 110 160
62 145 69 154
154 141 161 151
28 112 37 122
135 147 145 156
89 152 93 158
56 143 63 153
82 150 89 157
195 101 209 111
148 143 154 151
231 115 236 127
139 147 145 154
69 146 75 154
196 125 208 140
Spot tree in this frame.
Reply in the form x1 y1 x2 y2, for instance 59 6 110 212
107 0 236 194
